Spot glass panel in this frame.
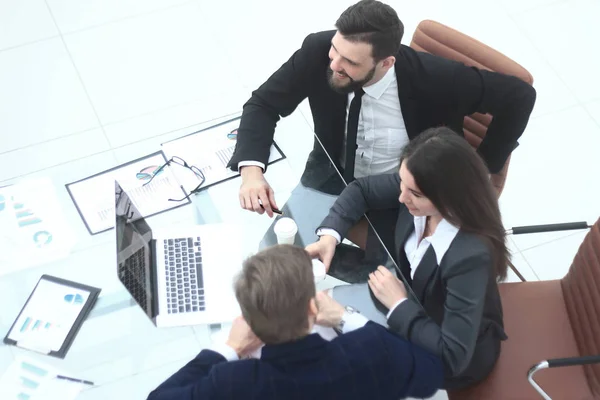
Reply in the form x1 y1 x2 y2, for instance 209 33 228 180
259 134 422 323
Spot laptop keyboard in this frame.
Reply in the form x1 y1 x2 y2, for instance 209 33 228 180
119 247 148 311
163 237 205 314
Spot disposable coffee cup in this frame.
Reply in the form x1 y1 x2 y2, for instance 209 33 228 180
312 259 326 283
274 217 298 245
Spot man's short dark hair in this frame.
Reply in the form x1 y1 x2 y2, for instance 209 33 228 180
335 0 404 61
234 245 315 344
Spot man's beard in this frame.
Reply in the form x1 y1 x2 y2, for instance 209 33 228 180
327 66 376 94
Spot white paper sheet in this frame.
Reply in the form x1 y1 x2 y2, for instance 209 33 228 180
0 178 75 276
66 152 191 234
7 279 91 353
161 119 284 193
0 356 83 400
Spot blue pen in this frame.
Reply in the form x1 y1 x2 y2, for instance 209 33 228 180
56 375 94 386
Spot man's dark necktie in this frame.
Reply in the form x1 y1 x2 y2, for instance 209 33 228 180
343 89 365 183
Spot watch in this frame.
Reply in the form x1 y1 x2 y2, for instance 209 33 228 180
334 305 360 335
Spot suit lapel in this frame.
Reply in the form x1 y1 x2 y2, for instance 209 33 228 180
394 51 419 139
394 207 415 281
411 247 438 303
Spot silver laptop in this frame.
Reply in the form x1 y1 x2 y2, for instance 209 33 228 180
114 180 242 328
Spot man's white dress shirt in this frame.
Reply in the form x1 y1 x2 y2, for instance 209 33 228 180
239 68 410 177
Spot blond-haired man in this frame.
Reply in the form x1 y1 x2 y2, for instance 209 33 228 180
148 245 442 400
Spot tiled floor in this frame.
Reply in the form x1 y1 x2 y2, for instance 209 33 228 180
1 0 599 399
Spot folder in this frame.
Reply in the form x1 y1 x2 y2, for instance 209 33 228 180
3 274 101 358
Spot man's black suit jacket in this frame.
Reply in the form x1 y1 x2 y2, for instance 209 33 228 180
227 30 536 175
146 322 443 400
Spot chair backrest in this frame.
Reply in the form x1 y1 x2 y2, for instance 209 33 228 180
410 20 534 195
561 218 600 396
447 221 600 400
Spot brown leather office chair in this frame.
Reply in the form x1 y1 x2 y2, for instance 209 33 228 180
410 20 534 196
448 218 600 400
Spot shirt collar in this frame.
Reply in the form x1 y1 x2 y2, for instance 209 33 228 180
413 216 460 264
362 67 396 100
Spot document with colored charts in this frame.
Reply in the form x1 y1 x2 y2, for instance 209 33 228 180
0 178 75 276
161 117 285 192
4 275 101 359
66 151 191 235
0 356 83 400
5 279 90 353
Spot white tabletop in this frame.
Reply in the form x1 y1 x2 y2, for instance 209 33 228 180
0 113 353 399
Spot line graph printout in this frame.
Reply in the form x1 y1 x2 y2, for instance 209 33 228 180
162 119 285 192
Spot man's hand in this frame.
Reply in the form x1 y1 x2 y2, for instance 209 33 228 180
305 236 337 272
368 266 408 309
239 166 278 218
315 291 345 328
226 316 263 358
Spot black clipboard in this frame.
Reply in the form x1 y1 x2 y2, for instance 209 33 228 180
66 150 191 236
3 275 101 359
161 116 287 192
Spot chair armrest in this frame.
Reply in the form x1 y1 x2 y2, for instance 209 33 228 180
527 355 600 400
507 221 590 235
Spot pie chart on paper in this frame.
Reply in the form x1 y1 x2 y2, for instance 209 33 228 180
63 294 84 305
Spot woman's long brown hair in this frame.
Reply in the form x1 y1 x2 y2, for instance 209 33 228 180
401 127 512 280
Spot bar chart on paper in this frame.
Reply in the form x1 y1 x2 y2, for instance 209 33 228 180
7 281 90 352
19 317 59 333
0 357 82 400
17 360 46 398
0 359 47 399
214 145 235 169
161 118 284 190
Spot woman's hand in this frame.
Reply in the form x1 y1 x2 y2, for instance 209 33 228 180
368 266 408 309
305 235 337 272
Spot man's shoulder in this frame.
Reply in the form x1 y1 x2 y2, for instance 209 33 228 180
301 30 336 51
394 44 469 98
331 322 401 355
396 44 464 77
209 357 260 382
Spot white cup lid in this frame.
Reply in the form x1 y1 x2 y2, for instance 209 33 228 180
274 217 298 236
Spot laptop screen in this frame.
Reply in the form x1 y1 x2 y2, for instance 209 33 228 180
115 181 156 319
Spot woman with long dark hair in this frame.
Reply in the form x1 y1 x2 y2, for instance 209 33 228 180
307 126 510 389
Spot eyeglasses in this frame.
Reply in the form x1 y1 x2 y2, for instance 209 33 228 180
142 156 206 202
136 165 165 181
